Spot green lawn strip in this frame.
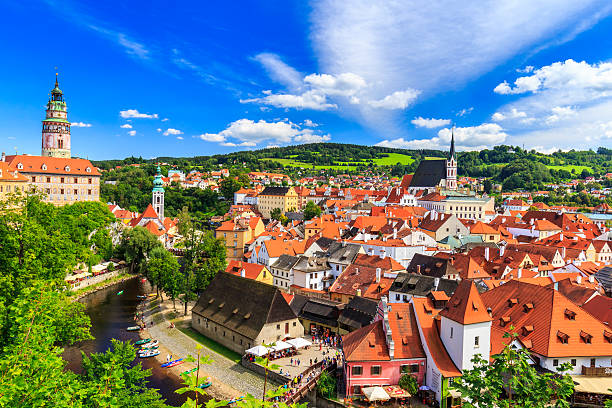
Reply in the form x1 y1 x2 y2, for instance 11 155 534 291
372 153 414 165
546 164 593 173
68 272 130 299
179 326 242 363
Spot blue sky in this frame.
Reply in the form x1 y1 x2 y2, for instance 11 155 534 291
2 1 612 160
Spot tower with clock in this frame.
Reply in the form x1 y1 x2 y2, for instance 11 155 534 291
41 74 71 158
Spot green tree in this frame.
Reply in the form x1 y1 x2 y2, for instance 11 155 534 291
483 179 493 194
147 247 180 302
119 226 162 274
453 331 574 408
219 178 242 202
270 208 282 221
398 373 418 396
316 370 336 399
303 201 322 221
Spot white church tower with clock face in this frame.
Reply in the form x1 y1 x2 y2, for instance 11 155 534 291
42 74 71 158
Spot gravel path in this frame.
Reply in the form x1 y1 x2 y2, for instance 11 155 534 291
139 296 274 400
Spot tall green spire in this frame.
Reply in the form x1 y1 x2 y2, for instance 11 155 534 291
152 165 164 192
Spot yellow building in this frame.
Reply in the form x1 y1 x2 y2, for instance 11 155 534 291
5 155 101 205
225 260 273 285
215 216 264 261
0 161 29 200
257 186 298 219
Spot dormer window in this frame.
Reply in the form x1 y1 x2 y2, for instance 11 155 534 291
65 166 70 172
564 309 576 320
86 167 91 173
17 163 23 170
557 331 569 344
580 331 592 344
604 330 612 343
522 325 534 336
523 303 534 312
41 164 47 171
500 316 511 327
508 298 518 307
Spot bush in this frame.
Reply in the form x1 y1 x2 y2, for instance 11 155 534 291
398 374 418 396
316 371 336 399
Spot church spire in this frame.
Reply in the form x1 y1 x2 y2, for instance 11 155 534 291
449 126 456 160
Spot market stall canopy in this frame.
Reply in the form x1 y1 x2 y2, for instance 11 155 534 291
286 338 312 349
271 341 293 351
384 385 411 398
571 376 612 395
65 271 91 281
362 387 391 402
245 345 269 357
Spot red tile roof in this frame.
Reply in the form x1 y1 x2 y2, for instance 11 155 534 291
440 280 492 325
6 155 100 176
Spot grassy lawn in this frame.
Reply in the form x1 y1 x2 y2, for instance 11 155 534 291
373 153 414 165
179 326 242 363
546 164 592 173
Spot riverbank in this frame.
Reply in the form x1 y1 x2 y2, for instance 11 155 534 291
135 292 270 401
69 272 137 301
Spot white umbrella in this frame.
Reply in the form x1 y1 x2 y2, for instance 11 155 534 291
362 387 391 402
245 345 269 357
286 338 312 349
271 341 293 351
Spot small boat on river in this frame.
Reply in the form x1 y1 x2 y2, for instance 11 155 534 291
126 326 141 331
117 290 124 296
136 295 147 300
139 340 159 349
197 381 212 389
135 338 151 345
181 367 197 376
164 359 184 368
139 349 160 358
228 397 244 404
161 358 183 368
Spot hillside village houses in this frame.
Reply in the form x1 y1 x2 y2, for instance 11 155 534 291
186 136 612 407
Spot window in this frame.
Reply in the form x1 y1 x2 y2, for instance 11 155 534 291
88 189 92 195
590 358 596 367
352 385 361 394
88 178 92 184
60 177 64 183
450 327 453 339
293 322 296 327
371 366 381 376
553 359 558 367
571 359 576 366
475 336 480 347
277 324 281 330
351 366 363 376
46 177 51 183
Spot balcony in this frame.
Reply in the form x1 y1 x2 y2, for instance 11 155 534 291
581 365 612 376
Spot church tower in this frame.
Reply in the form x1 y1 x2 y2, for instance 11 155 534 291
152 165 165 221
42 74 71 158
445 128 457 191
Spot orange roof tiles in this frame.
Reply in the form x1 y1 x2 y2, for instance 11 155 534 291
440 280 492 325
6 155 100 176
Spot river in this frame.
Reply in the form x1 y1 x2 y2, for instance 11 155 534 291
63 277 187 406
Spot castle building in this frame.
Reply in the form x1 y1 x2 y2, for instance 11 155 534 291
152 165 165 221
408 131 457 195
42 74 71 158
2 75 100 205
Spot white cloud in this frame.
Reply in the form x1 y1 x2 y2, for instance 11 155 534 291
254 53 303 90
369 89 420 109
376 123 507 150
120 109 159 119
199 119 332 146
242 90 337 111
494 59 612 95
176 136 184 140
545 106 576 124
120 124 133 129
117 33 150 60
87 25 150 61
71 122 92 128
302 119 319 127
491 108 527 121
128 130 137 136
163 128 183 136
411 117 451 128
456 107 474 117
157 128 162 132
304 73 367 96
162 118 169 122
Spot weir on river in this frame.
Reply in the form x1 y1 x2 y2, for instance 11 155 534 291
63 277 187 406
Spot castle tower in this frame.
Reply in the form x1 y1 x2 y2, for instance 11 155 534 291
42 74 71 158
152 165 165 221
445 128 457 191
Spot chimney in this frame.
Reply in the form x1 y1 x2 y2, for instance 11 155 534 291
417 264 421 274
381 250 386 259
241 269 245 278
589 275 594 283
517 268 522 278
376 268 381 283
393 228 397 239
356 288 362 297
576 275 582 284
484 247 490 261
562 247 566 259
0 152 4 162
560 234 563 242
434 277 440 290
500 246 505 257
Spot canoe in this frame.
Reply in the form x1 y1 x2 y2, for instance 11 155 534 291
140 344 159 351
135 338 151 345
198 381 212 389
228 397 244 404
139 340 159 349
165 360 184 368
161 358 183 368
139 350 160 358
126 326 141 331
117 290 124 296
136 295 147 300
181 367 197 376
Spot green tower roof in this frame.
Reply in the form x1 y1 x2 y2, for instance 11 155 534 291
152 165 164 192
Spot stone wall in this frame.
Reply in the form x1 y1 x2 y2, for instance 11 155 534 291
241 357 288 385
